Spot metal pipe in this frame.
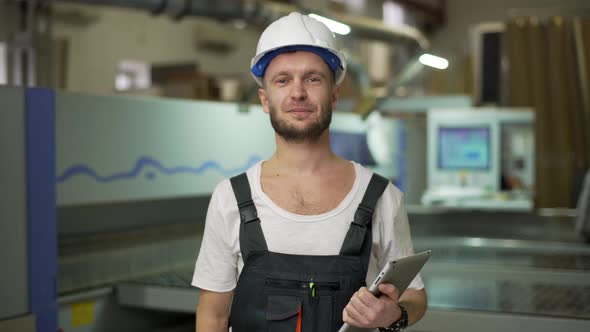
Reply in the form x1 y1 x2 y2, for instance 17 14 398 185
55 0 429 49
57 0 269 24
334 11 429 50
55 0 432 115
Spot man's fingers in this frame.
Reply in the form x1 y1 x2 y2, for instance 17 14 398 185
344 289 382 327
357 287 379 307
349 290 371 315
343 285 401 329
378 283 399 302
343 301 369 326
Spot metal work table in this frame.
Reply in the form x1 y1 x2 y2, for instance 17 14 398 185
415 238 590 319
116 210 590 331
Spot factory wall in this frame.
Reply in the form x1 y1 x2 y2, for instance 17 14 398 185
0 86 29 322
432 0 590 55
52 3 259 95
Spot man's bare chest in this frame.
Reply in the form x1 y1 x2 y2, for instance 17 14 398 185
261 176 354 215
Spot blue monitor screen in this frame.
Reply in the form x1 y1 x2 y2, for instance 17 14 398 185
438 127 490 170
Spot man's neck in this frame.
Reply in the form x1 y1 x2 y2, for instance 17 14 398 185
266 130 339 175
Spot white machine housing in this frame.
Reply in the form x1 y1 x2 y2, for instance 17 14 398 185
423 108 534 210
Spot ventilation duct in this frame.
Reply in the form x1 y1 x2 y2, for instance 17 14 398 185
56 0 429 50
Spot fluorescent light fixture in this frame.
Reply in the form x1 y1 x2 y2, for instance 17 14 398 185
419 53 449 69
309 13 351 35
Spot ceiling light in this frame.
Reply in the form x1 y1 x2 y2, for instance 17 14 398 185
309 14 351 35
419 53 449 69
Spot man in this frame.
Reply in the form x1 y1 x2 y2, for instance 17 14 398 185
192 12 427 332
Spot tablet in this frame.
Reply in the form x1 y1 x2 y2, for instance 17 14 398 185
338 250 432 332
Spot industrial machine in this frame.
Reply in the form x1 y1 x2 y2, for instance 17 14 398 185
422 108 535 211
3 87 589 332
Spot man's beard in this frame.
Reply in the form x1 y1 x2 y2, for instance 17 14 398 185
269 102 332 142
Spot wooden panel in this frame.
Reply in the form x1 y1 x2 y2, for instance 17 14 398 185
575 20 590 169
548 18 575 207
506 19 531 107
526 20 550 207
566 19 588 185
506 16 589 208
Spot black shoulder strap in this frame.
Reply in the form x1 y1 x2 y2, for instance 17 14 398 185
339 173 390 266
230 173 268 261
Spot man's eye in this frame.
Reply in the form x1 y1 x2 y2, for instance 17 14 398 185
307 77 321 83
276 78 288 84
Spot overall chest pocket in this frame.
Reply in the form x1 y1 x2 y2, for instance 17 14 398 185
266 294 301 332
265 278 341 332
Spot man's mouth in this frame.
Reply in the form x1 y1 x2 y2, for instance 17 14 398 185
287 108 313 118
287 105 314 113
288 108 312 113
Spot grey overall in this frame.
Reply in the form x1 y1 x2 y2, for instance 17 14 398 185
228 172 389 332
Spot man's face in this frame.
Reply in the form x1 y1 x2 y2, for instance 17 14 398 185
258 51 340 143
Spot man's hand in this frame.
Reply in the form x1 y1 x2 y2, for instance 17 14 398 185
342 284 401 329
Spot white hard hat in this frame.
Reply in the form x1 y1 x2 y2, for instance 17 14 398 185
250 12 347 86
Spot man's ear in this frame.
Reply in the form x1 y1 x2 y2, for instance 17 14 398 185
331 84 341 110
258 88 270 114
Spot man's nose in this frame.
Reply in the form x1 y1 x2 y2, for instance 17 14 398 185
290 80 307 100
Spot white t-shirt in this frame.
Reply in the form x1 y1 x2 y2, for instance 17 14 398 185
192 161 424 292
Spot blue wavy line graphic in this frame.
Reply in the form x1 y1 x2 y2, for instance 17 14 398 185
56 155 263 183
